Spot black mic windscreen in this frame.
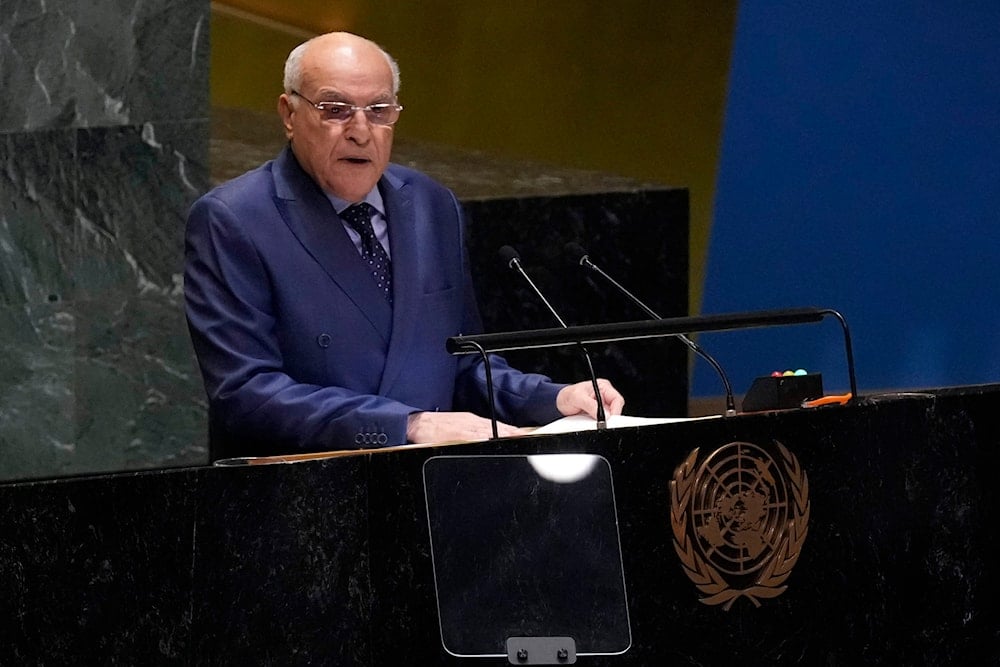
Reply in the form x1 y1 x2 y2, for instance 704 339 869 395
498 245 521 268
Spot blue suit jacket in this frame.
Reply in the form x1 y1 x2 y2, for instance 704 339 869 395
185 147 563 458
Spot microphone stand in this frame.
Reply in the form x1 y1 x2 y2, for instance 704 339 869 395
568 243 737 416
500 246 608 429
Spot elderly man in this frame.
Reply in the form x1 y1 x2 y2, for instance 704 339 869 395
184 32 623 459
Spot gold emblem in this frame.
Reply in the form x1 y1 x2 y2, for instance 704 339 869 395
669 441 809 610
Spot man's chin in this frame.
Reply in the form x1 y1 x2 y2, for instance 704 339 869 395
323 174 379 202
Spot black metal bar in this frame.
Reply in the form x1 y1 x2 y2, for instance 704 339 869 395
447 307 827 354
465 340 499 440
819 309 859 401
448 306 859 408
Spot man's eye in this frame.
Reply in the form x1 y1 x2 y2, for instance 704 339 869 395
321 104 349 118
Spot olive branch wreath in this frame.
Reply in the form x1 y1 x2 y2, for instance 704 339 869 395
669 442 810 610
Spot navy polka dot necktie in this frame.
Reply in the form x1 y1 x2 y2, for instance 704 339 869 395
341 203 393 305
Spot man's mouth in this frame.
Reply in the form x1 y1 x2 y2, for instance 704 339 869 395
342 157 370 165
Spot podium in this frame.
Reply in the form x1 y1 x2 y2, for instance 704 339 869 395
1 385 998 665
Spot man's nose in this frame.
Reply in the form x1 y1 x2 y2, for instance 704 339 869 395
343 111 372 143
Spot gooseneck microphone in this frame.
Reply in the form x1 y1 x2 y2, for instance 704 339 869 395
498 245 608 429
565 242 737 417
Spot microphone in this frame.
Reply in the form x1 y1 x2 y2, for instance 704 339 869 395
498 245 608 429
565 242 737 417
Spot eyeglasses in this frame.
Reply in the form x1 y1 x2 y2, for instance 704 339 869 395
290 90 403 126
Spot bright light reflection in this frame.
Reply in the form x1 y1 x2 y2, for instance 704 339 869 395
527 454 600 484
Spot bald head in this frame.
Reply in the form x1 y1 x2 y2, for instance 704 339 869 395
284 32 400 97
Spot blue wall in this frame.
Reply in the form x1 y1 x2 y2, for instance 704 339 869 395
695 2 1000 397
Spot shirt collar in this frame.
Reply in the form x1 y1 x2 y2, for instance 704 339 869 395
327 188 385 218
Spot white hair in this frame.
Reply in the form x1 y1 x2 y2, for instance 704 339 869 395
283 34 401 96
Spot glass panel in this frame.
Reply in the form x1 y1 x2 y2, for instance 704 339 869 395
423 454 631 658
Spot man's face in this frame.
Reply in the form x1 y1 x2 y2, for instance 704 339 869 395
279 36 396 202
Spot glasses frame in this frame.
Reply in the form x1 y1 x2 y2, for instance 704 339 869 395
290 90 403 126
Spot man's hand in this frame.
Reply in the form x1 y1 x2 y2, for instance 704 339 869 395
556 379 625 420
406 411 529 444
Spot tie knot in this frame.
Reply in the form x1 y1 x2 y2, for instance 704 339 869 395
342 203 377 236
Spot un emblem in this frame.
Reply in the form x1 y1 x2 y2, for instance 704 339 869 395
669 441 810 610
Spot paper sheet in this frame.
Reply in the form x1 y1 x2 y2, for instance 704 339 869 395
531 413 719 435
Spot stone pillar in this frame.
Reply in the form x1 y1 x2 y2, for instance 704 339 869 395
0 0 210 480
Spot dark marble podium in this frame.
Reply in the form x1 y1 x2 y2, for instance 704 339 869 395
1 384 997 665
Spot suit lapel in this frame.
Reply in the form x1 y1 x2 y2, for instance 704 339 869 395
271 148 393 344
378 168 419 395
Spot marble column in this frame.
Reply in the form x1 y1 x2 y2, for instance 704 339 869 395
0 0 210 480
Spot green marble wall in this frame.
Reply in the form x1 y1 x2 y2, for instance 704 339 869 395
0 0 211 480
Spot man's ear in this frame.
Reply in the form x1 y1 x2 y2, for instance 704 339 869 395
277 94 294 139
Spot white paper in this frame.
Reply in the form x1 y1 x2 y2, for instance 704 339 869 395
531 413 719 436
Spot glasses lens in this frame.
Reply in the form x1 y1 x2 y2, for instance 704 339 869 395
318 102 352 122
365 104 400 126
313 101 400 125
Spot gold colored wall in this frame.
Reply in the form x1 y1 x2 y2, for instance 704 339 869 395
210 1 738 310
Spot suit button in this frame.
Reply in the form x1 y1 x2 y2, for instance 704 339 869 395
317 333 332 348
